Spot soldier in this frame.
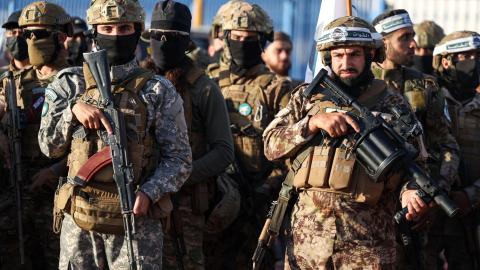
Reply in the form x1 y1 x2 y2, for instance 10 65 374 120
372 10 460 270
412 21 445 75
427 30 480 270
0 2 72 269
263 16 429 269
65 16 89 66
262 31 292 77
205 1 292 269
0 10 30 78
372 9 459 193
37 0 192 269
148 1 234 269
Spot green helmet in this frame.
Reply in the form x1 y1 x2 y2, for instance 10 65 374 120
86 0 145 28
219 0 273 41
317 16 377 51
19 1 71 32
433 31 480 71
414 21 444 49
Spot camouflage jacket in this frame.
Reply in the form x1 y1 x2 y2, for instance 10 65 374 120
442 88 480 208
38 59 192 203
372 63 460 191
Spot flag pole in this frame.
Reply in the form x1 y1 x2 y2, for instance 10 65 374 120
346 0 352 16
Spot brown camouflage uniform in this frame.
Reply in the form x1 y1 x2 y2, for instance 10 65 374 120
263 79 417 270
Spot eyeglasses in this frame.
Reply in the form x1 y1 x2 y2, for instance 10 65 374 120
149 30 188 42
23 29 54 40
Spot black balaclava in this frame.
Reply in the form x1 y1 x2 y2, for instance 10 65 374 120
150 0 192 71
412 55 434 75
95 29 140 66
442 58 479 101
5 36 28 61
67 36 88 66
226 31 265 74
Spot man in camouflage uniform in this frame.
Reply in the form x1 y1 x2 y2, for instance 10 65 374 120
371 10 460 269
147 1 234 269
65 16 89 66
0 2 72 269
412 21 445 75
0 10 30 77
372 9 459 195
38 0 192 269
263 16 429 269
425 30 480 270
205 1 292 269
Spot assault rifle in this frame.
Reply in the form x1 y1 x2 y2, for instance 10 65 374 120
2 70 25 265
83 49 138 270
302 68 459 223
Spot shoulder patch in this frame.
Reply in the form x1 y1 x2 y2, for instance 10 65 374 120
45 87 58 101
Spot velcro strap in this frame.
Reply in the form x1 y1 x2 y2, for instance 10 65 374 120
74 147 112 186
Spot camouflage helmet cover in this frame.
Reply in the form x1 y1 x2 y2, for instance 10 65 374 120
86 0 145 27
19 1 71 29
211 0 242 38
219 0 274 41
433 30 480 70
317 16 377 51
414 20 445 49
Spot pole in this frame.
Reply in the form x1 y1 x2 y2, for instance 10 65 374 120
192 0 204 27
346 0 352 16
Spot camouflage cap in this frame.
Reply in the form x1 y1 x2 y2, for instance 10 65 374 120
317 16 377 51
433 30 480 70
414 21 445 49
19 1 71 29
86 0 145 27
219 0 274 41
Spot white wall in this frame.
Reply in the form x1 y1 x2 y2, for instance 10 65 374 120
391 0 480 34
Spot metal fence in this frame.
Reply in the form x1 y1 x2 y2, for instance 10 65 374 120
0 0 385 80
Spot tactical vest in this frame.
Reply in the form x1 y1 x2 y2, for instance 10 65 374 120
446 95 480 187
8 67 53 163
62 64 155 234
372 65 432 119
292 81 403 206
219 69 275 177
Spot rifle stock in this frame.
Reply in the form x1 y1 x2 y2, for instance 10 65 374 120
83 50 138 270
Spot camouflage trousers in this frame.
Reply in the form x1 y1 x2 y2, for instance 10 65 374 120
163 192 205 270
59 214 163 270
285 190 397 270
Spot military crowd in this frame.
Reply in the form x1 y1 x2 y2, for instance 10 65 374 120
0 0 479 269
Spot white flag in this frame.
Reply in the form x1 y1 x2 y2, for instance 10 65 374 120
305 0 356 82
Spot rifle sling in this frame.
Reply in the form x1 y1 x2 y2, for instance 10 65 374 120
268 134 324 234
73 147 112 187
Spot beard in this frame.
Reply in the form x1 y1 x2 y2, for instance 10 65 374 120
386 45 414 66
268 60 291 76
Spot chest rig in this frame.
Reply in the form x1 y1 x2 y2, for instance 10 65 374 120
373 65 431 119
67 65 155 184
219 69 275 177
292 84 403 206
446 95 480 186
10 67 52 162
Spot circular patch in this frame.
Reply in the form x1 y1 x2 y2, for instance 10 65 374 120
238 103 252 116
41 102 49 117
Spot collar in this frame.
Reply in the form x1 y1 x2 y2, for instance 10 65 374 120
110 59 139 83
